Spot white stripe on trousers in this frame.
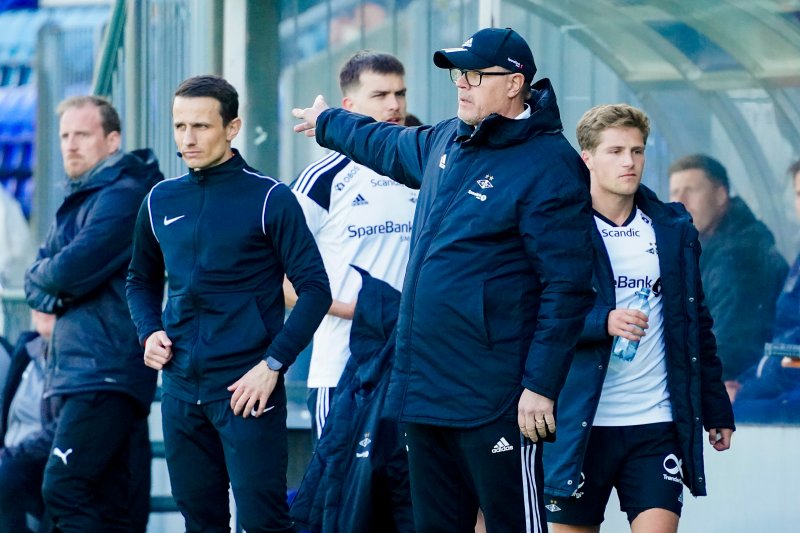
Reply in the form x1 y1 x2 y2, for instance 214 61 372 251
315 387 332 439
520 435 543 533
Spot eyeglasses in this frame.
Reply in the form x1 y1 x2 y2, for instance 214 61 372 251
449 68 515 87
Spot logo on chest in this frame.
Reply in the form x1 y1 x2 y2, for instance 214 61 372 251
467 175 494 202
356 433 372 459
351 194 369 206
163 215 185 226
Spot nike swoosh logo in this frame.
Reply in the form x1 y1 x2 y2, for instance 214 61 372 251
250 405 276 417
163 215 185 226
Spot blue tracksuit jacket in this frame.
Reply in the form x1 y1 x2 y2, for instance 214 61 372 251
126 151 331 404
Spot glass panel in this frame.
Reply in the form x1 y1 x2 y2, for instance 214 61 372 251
647 20 741 71
278 0 481 181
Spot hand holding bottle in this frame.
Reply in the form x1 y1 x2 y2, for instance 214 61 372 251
608 309 649 340
609 287 651 361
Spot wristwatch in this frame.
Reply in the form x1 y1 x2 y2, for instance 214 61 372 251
266 356 283 371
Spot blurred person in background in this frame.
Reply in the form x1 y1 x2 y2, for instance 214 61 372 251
733 160 800 422
0 186 36 290
669 154 788 400
0 309 54 533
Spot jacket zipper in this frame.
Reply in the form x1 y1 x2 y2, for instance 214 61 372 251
189 176 206 404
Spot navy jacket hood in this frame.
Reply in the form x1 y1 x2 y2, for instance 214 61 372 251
67 149 161 195
456 78 564 148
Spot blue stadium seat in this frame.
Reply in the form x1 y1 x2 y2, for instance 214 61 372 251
0 6 110 220
0 84 35 216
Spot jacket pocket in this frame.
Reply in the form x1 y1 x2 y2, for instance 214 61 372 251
483 274 528 352
460 279 491 349
199 294 271 356
162 293 192 338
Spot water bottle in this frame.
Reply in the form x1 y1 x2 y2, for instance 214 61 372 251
611 287 651 362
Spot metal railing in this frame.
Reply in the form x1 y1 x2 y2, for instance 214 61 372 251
91 0 126 98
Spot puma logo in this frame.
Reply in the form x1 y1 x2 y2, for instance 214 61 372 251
53 447 73 465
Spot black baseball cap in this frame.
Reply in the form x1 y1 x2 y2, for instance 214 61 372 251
433 27 536 84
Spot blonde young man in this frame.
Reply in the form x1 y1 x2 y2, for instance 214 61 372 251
543 104 734 533
286 51 416 440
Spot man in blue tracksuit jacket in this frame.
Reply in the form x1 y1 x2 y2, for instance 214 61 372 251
294 28 595 532
126 75 331 532
25 96 160 532
542 105 734 533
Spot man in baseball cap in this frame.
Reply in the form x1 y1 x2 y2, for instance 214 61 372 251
431 27 538 126
293 27 594 533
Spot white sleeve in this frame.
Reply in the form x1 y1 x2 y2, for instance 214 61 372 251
292 189 327 237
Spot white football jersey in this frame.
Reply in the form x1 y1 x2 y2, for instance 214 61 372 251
293 152 417 387
593 206 673 426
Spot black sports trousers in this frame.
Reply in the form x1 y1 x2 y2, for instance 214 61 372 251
41 392 150 533
405 410 547 533
160 376 294 533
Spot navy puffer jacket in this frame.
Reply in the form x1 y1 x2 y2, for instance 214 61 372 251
26 150 162 411
316 79 595 427
291 268 413 533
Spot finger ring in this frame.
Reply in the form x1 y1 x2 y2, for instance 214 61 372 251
535 420 545 426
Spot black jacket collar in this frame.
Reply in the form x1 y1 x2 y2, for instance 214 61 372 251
188 149 245 183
